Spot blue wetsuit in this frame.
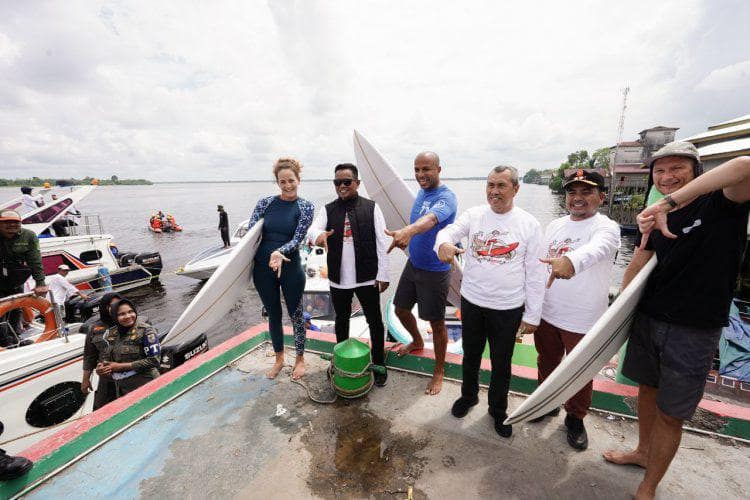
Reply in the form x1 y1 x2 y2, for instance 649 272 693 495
248 196 314 355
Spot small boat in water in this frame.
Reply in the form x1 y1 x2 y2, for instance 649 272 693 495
149 213 182 233
176 220 249 280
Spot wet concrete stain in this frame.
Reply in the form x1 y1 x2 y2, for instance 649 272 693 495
300 402 429 499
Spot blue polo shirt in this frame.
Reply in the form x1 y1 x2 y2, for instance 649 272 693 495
408 184 457 272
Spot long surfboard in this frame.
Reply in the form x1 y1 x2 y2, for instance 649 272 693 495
161 220 264 347
353 130 463 308
505 256 657 424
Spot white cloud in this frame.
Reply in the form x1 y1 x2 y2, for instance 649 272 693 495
0 0 748 181
696 60 750 91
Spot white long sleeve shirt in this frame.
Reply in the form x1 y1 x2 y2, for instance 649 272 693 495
434 205 546 325
47 273 80 304
541 213 621 334
307 201 390 289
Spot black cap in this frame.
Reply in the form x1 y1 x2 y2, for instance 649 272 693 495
563 169 605 190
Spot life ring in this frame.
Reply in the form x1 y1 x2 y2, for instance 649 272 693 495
0 295 59 350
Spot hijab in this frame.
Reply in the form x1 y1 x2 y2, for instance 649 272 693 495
110 298 138 335
98 292 122 326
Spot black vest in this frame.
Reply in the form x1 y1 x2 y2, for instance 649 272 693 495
325 195 378 284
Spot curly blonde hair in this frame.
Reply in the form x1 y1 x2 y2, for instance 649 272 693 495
273 157 302 180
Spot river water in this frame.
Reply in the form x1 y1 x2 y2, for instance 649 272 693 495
0 181 635 346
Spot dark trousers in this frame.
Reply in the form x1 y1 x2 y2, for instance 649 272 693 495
252 260 306 355
460 296 523 417
93 377 118 410
534 319 593 419
330 284 385 366
220 227 230 246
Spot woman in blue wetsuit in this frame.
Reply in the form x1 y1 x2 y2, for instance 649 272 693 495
248 158 314 379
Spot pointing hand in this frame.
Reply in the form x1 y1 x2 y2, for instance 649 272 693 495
315 229 335 251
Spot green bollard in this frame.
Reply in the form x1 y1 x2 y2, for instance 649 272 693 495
319 338 379 398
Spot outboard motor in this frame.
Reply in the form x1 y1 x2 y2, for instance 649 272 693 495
118 252 137 267
158 332 208 372
136 252 163 279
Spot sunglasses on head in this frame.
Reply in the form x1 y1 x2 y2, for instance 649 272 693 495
333 178 354 187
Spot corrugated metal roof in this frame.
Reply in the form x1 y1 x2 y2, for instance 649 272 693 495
639 125 678 134
707 115 750 130
682 121 750 143
697 137 750 158
614 166 648 174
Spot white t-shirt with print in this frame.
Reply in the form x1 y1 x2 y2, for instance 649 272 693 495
541 212 620 334
434 205 546 325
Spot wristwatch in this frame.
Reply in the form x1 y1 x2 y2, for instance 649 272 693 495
663 194 678 209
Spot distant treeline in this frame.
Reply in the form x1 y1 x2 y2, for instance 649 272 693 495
0 176 152 186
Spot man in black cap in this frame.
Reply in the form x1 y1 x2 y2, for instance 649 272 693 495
604 143 750 500
530 169 620 450
217 205 230 248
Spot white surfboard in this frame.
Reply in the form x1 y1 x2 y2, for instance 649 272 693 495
161 220 264 347
353 130 463 308
505 256 657 424
22 185 95 235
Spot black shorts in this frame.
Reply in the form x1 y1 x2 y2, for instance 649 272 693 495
622 311 721 420
393 261 450 321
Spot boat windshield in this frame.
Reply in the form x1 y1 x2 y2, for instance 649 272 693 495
302 291 333 319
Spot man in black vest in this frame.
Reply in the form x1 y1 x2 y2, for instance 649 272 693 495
307 163 390 386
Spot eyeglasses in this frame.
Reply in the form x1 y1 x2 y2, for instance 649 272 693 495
333 179 354 187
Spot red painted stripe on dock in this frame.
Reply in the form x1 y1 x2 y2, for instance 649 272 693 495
21 324 269 461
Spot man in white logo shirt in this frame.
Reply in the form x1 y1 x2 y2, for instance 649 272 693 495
531 169 620 450
435 165 545 438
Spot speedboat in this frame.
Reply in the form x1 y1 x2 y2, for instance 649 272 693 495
18 185 95 235
37 233 162 294
176 220 248 280
0 292 207 454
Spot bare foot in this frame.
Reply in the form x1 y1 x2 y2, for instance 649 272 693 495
602 449 647 468
424 372 443 395
392 341 424 357
292 356 305 380
266 361 284 379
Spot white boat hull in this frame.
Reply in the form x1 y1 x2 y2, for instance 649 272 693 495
0 333 94 454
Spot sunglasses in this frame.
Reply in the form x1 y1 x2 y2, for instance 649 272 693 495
333 179 355 187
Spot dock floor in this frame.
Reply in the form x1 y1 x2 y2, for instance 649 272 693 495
27 344 750 499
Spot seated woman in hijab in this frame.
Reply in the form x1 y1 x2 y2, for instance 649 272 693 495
81 292 122 409
97 299 161 397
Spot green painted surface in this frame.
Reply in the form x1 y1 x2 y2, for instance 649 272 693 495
6 331 748 499
615 341 638 386
481 340 538 368
0 332 269 499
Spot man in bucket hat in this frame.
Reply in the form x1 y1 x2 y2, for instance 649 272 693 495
0 210 43 480
603 143 750 499
0 210 47 298
530 169 620 450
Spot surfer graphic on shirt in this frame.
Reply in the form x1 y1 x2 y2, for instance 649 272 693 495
546 237 581 259
470 230 519 263
343 214 353 242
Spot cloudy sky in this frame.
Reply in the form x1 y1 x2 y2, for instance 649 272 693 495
1 0 748 181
